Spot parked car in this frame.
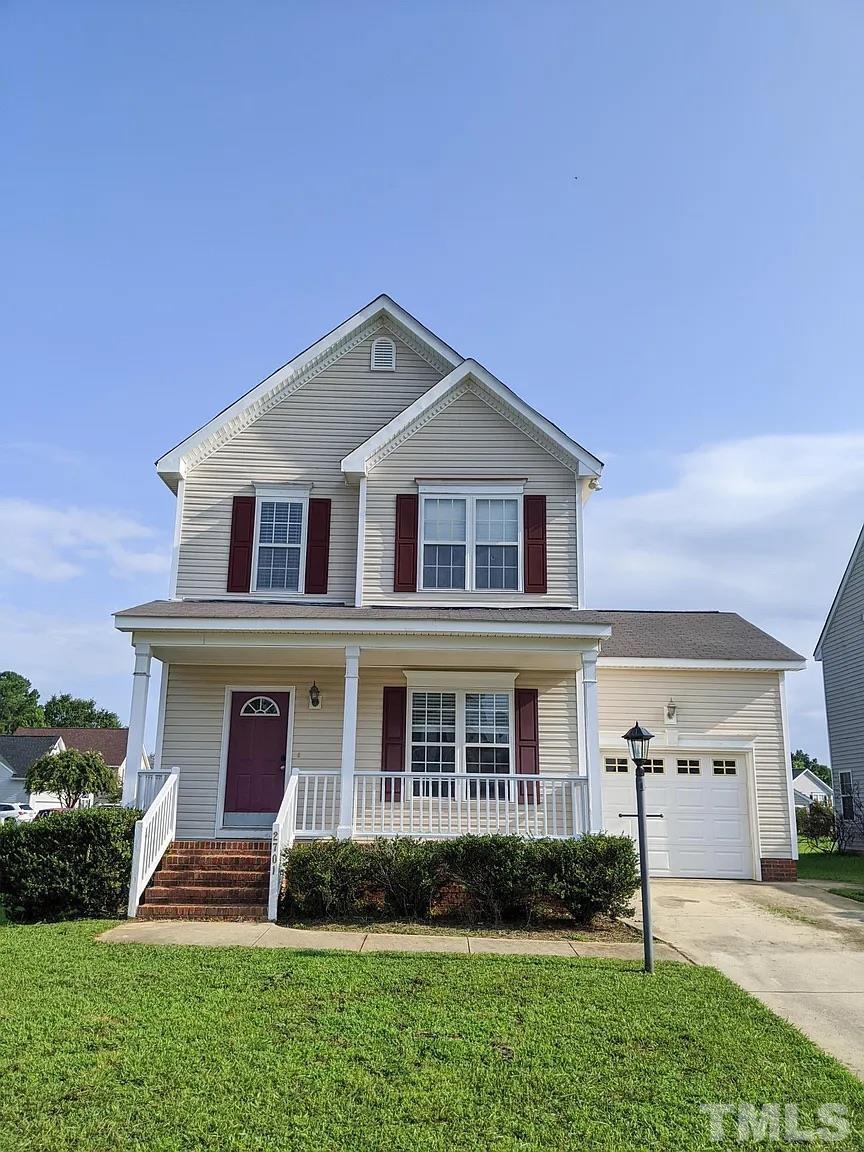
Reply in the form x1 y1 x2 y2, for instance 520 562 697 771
0 802 36 823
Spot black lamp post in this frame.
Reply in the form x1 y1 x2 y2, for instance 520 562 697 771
623 721 655 974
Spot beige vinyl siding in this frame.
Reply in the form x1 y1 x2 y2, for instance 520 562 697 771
597 666 793 858
175 333 442 601
363 386 579 606
160 665 344 838
820 535 864 839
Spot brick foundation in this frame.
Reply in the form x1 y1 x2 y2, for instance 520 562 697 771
760 857 797 882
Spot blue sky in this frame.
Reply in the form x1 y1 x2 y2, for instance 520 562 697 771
3 1 864 756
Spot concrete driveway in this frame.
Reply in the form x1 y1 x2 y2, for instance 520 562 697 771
639 878 864 1078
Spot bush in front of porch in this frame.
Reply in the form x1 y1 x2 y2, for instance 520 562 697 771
281 833 639 928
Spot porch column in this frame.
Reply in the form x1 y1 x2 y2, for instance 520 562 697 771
121 641 152 807
581 649 603 832
336 644 360 838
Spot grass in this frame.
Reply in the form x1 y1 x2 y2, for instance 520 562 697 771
829 888 864 904
1 924 863 1150
798 840 864 883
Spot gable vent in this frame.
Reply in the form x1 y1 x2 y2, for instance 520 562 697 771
371 336 396 372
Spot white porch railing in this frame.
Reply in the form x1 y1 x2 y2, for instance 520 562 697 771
295 771 341 837
127 769 180 917
268 768 300 920
134 769 173 810
352 773 589 839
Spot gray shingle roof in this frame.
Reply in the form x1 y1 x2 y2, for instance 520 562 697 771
115 601 804 663
0 735 61 779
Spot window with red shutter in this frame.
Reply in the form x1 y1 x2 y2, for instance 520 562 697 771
394 494 418 592
304 498 331 594
227 496 256 592
523 495 547 594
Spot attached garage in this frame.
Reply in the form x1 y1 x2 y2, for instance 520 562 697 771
601 750 756 879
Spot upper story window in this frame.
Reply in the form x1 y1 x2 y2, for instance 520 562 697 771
419 485 523 592
371 336 396 371
251 486 310 593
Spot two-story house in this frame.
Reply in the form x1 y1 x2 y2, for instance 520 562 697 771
115 296 804 920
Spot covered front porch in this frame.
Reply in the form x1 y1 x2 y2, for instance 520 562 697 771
114 605 610 916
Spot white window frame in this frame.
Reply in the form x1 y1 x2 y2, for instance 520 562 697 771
839 770 854 820
250 484 311 596
404 672 517 783
417 483 524 593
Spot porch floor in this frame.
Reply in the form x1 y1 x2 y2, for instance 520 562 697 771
98 920 687 960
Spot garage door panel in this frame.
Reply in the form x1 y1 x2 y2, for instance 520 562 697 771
601 752 754 879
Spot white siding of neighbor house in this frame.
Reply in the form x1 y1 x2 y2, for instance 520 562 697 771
174 332 443 602
819 532 864 839
362 385 580 606
161 663 582 837
597 667 793 859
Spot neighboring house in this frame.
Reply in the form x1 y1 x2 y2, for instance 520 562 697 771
114 295 805 921
0 734 67 811
792 767 834 810
815 523 864 833
13 727 146 792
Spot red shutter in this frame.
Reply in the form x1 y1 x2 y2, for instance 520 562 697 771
227 495 256 593
382 686 407 801
523 494 547 594
515 687 540 804
304 498 331 594
394 494 419 592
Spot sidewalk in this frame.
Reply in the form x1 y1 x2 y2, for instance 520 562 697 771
98 919 686 960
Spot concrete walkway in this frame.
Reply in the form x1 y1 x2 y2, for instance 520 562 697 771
98 919 685 960
638 878 864 1079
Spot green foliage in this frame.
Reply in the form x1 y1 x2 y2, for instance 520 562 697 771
0 670 44 734
283 839 369 918
364 836 442 919
281 833 640 927
796 800 839 854
792 748 832 788
26 748 117 809
533 833 640 923
0 807 140 921
43 693 121 729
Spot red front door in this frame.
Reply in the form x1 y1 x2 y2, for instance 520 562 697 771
224 692 290 815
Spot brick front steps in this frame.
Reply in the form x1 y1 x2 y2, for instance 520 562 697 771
136 839 271 921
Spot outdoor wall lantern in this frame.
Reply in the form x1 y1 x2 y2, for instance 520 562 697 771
623 721 656 974
308 682 321 710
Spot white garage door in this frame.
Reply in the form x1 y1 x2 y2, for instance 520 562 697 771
601 752 754 879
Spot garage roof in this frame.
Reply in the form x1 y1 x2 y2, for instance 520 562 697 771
114 601 804 663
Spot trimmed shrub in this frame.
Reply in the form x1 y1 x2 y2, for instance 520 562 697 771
0 806 140 922
436 835 538 924
283 838 370 919
534 832 639 924
365 837 442 920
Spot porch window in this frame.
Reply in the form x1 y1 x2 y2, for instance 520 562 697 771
254 499 306 591
839 770 854 820
408 688 513 796
419 488 523 592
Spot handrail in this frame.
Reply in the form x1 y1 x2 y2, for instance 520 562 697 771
268 768 299 921
127 769 180 918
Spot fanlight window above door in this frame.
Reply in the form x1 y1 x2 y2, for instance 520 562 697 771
240 696 281 717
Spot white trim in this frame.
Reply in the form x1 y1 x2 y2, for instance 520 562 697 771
115 613 613 641
337 646 360 837
156 295 462 485
121 642 151 807
600 730 757 751
403 670 518 689
355 476 367 607
370 335 396 371
215 684 296 835
575 477 586 608
779 672 799 861
418 490 524 594
250 493 309 597
814 522 864 660
340 358 603 480
598 656 806 672
253 483 313 498
152 660 169 771
168 478 184 599
417 481 526 496
581 649 603 831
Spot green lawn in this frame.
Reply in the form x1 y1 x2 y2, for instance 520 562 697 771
1 923 863 1151
798 840 864 883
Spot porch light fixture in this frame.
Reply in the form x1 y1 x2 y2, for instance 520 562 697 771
622 721 656 975
665 700 677 722
308 682 321 710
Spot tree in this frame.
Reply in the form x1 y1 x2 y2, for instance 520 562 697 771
43 694 121 729
791 749 832 788
0 671 45 734
26 749 117 809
